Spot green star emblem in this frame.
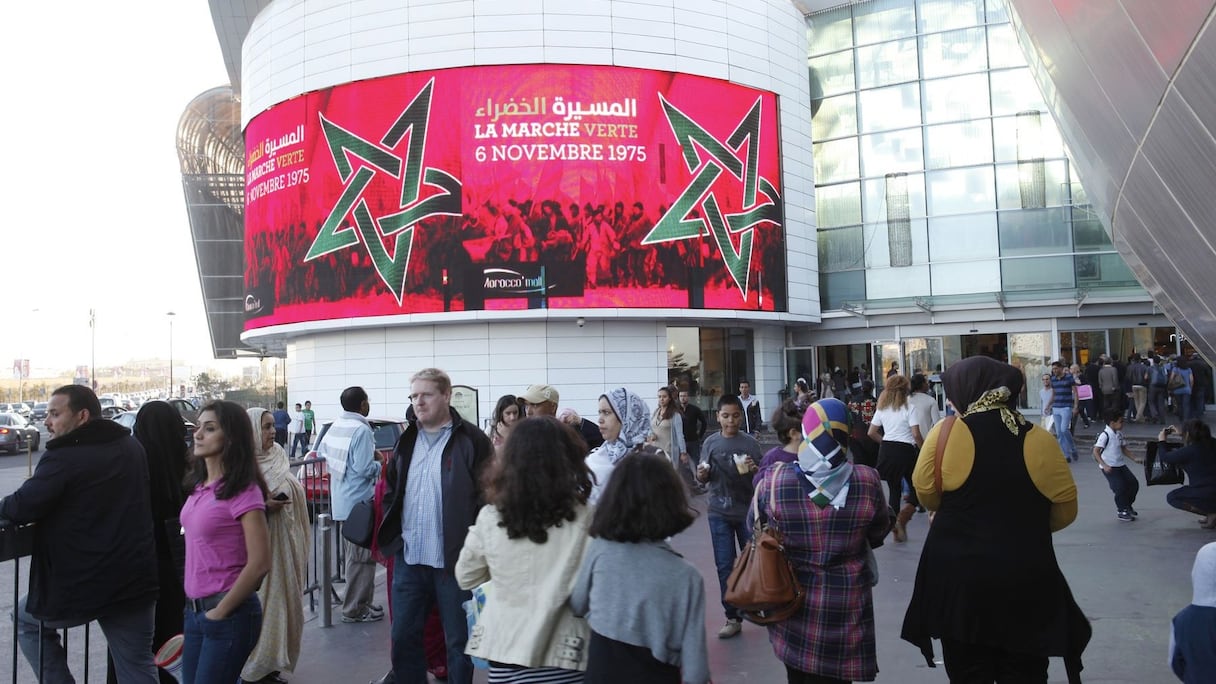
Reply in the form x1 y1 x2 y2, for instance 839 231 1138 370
305 78 462 304
641 94 781 300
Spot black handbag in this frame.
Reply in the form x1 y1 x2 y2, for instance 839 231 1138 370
341 498 377 548
1144 441 1185 486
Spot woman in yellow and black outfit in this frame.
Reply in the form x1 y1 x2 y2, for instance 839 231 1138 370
901 356 1091 683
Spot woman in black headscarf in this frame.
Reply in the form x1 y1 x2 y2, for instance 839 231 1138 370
106 400 189 684
900 356 1091 684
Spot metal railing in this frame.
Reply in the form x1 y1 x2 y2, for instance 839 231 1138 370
1 522 100 684
1 460 346 682
292 456 344 627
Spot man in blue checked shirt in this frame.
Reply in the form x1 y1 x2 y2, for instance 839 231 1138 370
376 368 492 684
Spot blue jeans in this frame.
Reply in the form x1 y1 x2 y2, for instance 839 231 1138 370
391 556 472 684
289 432 309 459
15 595 158 684
1051 406 1077 461
707 514 752 621
1102 465 1140 512
181 595 261 684
1175 392 1194 422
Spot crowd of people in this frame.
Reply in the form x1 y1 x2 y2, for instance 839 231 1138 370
6 353 1216 683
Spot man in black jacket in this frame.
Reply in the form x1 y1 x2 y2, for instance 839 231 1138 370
679 389 708 465
1 385 159 683
376 368 492 684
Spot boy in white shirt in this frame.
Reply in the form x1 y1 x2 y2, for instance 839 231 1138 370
1093 409 1141 522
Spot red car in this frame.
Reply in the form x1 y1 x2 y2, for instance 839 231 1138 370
296 418 407 507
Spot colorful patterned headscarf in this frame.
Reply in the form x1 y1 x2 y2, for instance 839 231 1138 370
796 398 854 509
599 388 651 465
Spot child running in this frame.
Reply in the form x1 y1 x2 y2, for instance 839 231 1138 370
570 445 709 684
1093 409 1140 522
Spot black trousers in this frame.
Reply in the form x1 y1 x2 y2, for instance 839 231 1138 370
940 638 1048 684
877 440 920 509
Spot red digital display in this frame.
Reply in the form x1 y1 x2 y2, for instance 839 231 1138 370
242 64 785 329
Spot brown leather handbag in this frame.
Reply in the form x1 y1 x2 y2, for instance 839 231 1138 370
724 463 803 624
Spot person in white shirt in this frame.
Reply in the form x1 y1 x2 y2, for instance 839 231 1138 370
867 374 922 543
287 402 307 460
1093 409 1140 522
908 374 941 446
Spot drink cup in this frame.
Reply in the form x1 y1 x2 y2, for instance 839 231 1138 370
697 462 710 478
733 453 750 474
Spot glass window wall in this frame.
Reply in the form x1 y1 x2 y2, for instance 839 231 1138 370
921 27 988 78
814 138 861 184
986 24 1023 69
810 0 1145 310
1001 255 1075 290
992 114 1065 162
926 166 996 215
863 173 927 222
867 264 931 298
819 225 865 272
919 0 985 33
859 82 922 133
996 160 1070 210
922 73 990 124
860 127 925 176
990 68 1046 116
925 120 993 169
1072 213 1113 251
863 218 929 268
998 208 1072 256
817 181 863 228
854 0 918 45
821 270 867 309
929 213 999 262
931 259 1002 295
810 50 857 97
812 93 859 141
857 38 920 89
808 7 854 55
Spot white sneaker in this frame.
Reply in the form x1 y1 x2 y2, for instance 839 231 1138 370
717 619 742 639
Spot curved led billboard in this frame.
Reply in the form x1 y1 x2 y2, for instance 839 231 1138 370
242 64 785 329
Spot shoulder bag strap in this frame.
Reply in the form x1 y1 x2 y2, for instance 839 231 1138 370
934 415 957 497
753 461 783 534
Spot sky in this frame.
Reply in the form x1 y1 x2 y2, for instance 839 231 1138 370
0 2 250 377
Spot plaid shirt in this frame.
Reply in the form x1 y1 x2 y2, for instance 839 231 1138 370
753 463 889 681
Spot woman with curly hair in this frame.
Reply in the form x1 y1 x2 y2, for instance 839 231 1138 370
867 374 924 543
455 416 595 683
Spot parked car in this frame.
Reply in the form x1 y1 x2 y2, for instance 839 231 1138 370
101 406 127 420
0 402 31 418
0 412 40 453
112 402 195 450
31 402 48 421
296 418 407 508
164 398 199 425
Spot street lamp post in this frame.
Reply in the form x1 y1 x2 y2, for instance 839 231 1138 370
89 309 95 390
167 311 176 398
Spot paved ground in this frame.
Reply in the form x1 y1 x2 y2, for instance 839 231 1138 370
1 411 1210 683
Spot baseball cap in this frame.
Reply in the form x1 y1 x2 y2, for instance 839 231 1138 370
522 384 559 404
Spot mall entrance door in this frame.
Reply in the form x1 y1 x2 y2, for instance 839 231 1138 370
962 333 1009 361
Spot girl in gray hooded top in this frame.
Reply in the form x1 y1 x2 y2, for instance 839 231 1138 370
570 446 709 684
